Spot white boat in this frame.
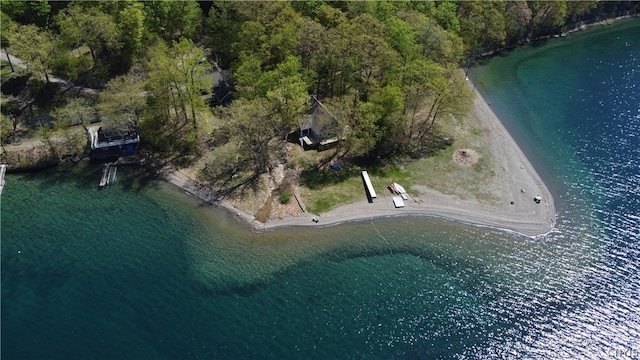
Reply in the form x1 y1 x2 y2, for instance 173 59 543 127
393 183 406 193
393 196 405 208
389 183 409 200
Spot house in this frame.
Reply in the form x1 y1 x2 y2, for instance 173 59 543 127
298 96 341 151
88 123 140 159
203 68 233 107
27 114 56 128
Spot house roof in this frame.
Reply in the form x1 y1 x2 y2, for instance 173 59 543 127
299 96 339 140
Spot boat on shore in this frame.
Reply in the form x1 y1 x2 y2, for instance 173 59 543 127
389 182 409 200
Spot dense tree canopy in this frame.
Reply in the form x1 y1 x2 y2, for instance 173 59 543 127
3 0 638 176
56 4 121 63
7 24 59 83
98 72 146 129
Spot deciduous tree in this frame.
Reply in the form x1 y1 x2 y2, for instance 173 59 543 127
98 72 146 129
144 0 202 42
529 1 568 38
434 1 460 33
326 95 381 160
54 98 94 131
7 24 59 83
265 56 310 134
117 2 146 62
206 2 242 67
418 67 472 139
504 1 533 46
52 98 93 156
171 38 211 131
142 39 211 153
0 0 51 28
55 5 121 63
234 54 266 99
222 98 276 176
1 11 17 72
386 17 420 63
370 85 404 155
458 1 507 54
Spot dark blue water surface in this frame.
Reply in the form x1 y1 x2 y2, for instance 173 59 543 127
2 19 639 359
470 18 640 357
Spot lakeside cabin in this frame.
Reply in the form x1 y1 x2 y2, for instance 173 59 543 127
88 125 140 160
202 67 233 107
298 96 341 151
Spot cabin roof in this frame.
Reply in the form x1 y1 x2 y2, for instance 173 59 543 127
299 96 339 141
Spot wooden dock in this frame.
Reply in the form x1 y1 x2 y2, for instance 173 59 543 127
0 164 6 195
99 165 108 187
108 165 117 183
99 164 117 187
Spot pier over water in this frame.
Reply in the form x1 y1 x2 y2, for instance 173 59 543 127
0 164 6 195
99 164 118 187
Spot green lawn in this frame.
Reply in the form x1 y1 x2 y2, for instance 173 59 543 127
1 60 13 77
299 108 498 215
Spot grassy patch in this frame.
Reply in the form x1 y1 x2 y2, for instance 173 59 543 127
367 164 407 179
299 100 499 213
301 163 418 214
300 166 363 214
308 197 333 214
278 191 291 204
403 116 496 202
300 166 361 189
1 62 12 78
304 183 363 214
286 145 318 171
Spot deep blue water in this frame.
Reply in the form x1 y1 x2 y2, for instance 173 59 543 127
2 19 639 359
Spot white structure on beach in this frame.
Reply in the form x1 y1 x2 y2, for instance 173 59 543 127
361 171 377 200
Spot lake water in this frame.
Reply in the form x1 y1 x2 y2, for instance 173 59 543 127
2 19 639 359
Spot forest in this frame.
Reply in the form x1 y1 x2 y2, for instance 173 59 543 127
1 1 638 187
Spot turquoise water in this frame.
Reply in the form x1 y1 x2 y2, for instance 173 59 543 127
2 19 639 359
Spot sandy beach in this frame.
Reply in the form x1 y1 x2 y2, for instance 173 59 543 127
166 82 556 237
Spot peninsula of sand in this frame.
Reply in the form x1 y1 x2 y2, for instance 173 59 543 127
167 82 556 238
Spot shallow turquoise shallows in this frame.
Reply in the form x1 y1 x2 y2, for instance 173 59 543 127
2 19 639 359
